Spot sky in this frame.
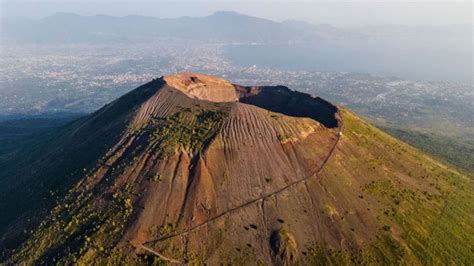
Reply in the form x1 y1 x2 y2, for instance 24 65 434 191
1 1 472 26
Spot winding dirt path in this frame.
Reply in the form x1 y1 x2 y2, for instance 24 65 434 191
137 113 344 264
136 243 183 264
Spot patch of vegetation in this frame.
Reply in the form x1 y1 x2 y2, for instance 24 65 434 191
150 173 162 182
136 254 165 265
269 229 299 265
393 183 474 265
363 180 421 207
382 225 391 231
7 168 138 264
307 233 405 265
381 126 474 174
159 223 175 236
277 133 291 142
149 109 227 155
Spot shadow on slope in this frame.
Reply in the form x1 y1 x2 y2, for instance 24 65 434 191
236 85 339 128
0 78 165 252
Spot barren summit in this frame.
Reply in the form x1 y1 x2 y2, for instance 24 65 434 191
1 74 472 265
163 73 239 102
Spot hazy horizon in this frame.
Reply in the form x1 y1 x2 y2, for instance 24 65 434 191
1 1 472 27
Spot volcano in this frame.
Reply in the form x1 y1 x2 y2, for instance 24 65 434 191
1 73 472 265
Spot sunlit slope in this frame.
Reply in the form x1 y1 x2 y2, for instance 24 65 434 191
305 108 474 265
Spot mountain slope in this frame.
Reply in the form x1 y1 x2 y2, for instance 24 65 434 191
1 73 472 264
381 126 474 174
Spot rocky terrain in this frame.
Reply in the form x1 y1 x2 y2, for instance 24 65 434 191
0 73 472 264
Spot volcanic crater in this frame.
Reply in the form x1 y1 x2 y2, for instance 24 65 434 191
3 73 471 265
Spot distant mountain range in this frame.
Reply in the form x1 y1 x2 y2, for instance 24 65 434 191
2 11 470 44
2 11 314 43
